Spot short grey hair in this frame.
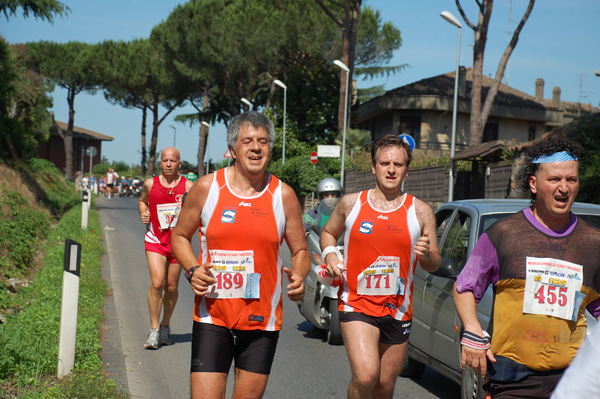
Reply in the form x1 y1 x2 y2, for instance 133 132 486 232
227 112 276 151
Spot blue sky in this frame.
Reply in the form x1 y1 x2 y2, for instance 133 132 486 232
2 0 599 166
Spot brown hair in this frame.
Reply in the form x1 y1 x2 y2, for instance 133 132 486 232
371 134 412 167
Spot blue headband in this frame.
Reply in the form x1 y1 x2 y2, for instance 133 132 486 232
531 151 578 164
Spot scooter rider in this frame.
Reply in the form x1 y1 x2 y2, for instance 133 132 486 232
303 178 343 233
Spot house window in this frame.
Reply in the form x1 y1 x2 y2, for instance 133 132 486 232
528 122 536 141
482 118 499 142
399 116 421 145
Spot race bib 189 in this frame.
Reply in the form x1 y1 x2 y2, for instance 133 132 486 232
523 256 584 321
357 256 400 296
207 250 258 299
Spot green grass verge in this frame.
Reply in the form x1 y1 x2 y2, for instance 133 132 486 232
0 199 129 398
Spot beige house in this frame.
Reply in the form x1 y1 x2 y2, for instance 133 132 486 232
357 67 599 158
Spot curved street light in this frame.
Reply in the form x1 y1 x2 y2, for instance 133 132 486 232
440 10 462 202
274 79 287 164
169 124 176 147
333 60 350 188
241 98 253 110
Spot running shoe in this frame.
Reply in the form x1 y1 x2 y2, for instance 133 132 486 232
159 326 171 346
144 328 159 349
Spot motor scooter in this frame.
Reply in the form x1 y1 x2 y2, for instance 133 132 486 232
118 179 130 197
297 198 344 345
130 180 142 197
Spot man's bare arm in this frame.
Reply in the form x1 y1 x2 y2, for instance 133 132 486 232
414 199 441 272
453 283 496 377
138 178 153 224
171 176 217 296
281 184 310 301
320 193 357 277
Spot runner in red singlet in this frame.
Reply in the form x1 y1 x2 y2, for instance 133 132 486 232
171 112 310 399
139 147 193 349
320 134 441 399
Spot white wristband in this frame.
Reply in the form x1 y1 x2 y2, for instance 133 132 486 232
322 246 342 261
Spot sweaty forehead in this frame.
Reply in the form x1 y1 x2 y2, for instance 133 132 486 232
377 146 407 162
239 124 268 137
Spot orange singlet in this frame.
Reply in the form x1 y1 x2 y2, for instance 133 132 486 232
194 167 286 331
339 190 421 320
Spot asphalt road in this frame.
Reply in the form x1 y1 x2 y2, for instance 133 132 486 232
97 195 461 398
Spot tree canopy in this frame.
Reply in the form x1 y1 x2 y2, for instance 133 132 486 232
0 0 69 22
0 38 53 161
25 40 99 180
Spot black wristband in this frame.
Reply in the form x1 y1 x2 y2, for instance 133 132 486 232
186 265 200 283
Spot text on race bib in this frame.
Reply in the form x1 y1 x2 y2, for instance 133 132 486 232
523 256 584 321
156 203 181 229
207 250 260 299
357 256 400 296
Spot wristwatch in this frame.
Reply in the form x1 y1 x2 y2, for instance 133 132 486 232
186 265 200 283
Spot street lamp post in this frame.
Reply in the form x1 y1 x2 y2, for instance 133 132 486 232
169 124 176 147
241 98 253 111
333 59 350 188
202 121 210 175
440 11 462 202
274 79 287 165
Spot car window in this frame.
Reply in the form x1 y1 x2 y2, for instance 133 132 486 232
435 209 455 244
439 211 471 271
579 214 600 229
478 213 513 237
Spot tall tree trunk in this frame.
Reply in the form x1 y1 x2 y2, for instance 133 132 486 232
147 99 160 177
64 88 75 181
337 1 360 136
146 96 182 177
469 3 489 146
197 85 210 177
456 0 535 145
140 106 148 176
316 0 362 136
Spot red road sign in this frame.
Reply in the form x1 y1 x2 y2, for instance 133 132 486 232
224 149 233 159
310 151 318 165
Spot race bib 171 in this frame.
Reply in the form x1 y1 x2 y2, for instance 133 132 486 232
357 256 400 296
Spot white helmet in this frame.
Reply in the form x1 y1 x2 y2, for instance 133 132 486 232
316 178 343 200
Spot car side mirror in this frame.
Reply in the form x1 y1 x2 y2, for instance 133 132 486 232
431 257 460 279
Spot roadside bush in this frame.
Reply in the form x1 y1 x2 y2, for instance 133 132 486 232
0 202 128 397
0 189 50 281
23 158 81 215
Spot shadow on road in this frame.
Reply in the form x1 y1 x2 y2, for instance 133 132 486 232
405 367 461 398
170 333 192 344
296 321 329 342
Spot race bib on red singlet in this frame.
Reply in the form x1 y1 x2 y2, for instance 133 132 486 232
523 257 584 321
207 250 260 299
156 203 181 229
357 256 400 296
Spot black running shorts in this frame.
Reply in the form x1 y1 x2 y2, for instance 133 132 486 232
191 321 280 375
339 311 412 345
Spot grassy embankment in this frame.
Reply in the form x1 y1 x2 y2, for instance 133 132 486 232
0 159 128 398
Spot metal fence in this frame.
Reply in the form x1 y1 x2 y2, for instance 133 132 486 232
343 162 515 206
344 166 448 206
485 162 513 199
